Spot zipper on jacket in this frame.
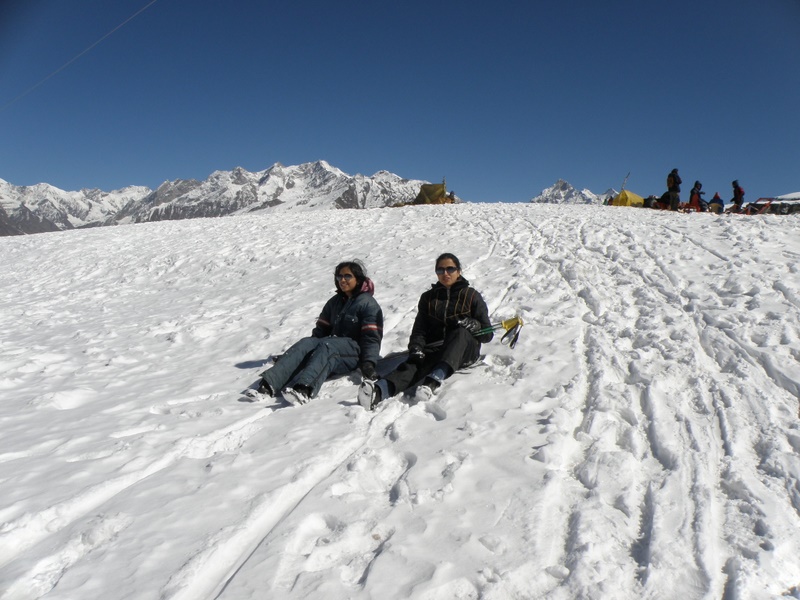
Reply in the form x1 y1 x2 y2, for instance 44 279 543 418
333 296 355 336
443 287 451 340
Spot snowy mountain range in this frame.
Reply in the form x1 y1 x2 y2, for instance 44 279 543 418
530 179 615 205
0 162 625 237
0 161 430 236
9 163 793 237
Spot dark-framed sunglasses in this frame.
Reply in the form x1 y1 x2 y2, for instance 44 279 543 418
336 273 355 281
435 266 459 275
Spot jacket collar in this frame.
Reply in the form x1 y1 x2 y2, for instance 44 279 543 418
431 276 470 292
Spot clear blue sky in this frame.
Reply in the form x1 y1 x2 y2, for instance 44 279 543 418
2 0 799 201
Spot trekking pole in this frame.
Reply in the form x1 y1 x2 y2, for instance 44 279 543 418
474 315 524 349
381 316 525 360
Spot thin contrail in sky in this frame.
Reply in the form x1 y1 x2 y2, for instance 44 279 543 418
1 0 161 113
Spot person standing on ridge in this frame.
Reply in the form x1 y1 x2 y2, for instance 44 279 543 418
730 180 745 213
667 168 682 211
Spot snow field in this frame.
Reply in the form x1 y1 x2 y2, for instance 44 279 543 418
0 203 799 599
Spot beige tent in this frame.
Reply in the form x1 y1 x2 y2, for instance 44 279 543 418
612 189 645 207
412 179 455 205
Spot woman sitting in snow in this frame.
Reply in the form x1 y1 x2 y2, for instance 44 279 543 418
358 252 492 410
254 260 383 405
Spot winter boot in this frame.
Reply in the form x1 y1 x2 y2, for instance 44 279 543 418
257 379 274 396
358 379 388 411
283 384 312 405
413 377 441 402
245 378 274 400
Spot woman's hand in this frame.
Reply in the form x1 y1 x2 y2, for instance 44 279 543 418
458 317 482 334
360 361 377 380
407 346 425 364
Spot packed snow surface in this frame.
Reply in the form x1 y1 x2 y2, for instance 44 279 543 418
1 204 800 599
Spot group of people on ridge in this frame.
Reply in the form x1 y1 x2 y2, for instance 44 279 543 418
252 253 492 411
662 168 746 213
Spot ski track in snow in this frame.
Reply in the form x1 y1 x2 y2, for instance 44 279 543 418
0 205 799 599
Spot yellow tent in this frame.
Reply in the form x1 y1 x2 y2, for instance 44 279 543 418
413 182 451 205
612 190 645 207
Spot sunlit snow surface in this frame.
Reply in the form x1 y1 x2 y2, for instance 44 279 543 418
1 204 799 599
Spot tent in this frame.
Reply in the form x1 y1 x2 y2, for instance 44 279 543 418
611 190 645 207
413 183 446 204
412 181 455 205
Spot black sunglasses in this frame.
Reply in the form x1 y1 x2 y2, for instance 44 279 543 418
335 273 355 281
435 266 459 275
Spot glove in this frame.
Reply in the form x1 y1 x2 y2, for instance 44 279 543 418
360 361 377 380
407 346 425 364
458 317 481 334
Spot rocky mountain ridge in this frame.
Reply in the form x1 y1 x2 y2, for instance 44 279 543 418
2 164 618 236
0 161 431 236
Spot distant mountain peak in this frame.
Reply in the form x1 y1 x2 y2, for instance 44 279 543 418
530 179 611 205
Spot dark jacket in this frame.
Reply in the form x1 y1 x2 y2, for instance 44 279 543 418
312 289 383 365
732 185 745 205
409 277 493 349
667 171 682 193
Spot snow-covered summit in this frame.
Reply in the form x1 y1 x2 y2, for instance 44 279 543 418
530 179 613 205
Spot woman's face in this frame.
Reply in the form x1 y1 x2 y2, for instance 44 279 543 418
435 258 460 288
336 267 357 296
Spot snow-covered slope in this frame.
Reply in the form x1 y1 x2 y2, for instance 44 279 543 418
530 179 613 205
1 205 799 599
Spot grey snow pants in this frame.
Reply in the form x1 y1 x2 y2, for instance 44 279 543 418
260 336 360 398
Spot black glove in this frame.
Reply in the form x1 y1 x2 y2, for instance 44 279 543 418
360 361 377 380
407 346 425 364
458 317 481 334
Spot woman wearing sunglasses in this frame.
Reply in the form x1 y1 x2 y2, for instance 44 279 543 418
358 252 492 410
254 260 383 405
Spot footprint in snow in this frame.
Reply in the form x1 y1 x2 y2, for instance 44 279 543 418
272 513 393 590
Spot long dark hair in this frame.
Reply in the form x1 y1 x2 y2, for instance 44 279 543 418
435 253 462 271
334 260 367 294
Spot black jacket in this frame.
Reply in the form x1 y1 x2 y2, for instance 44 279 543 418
409 277 493 349
732 185 745 205
667 171 682 193
312 290 383 365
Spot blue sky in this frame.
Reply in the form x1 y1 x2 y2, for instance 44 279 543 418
2 0 799 202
